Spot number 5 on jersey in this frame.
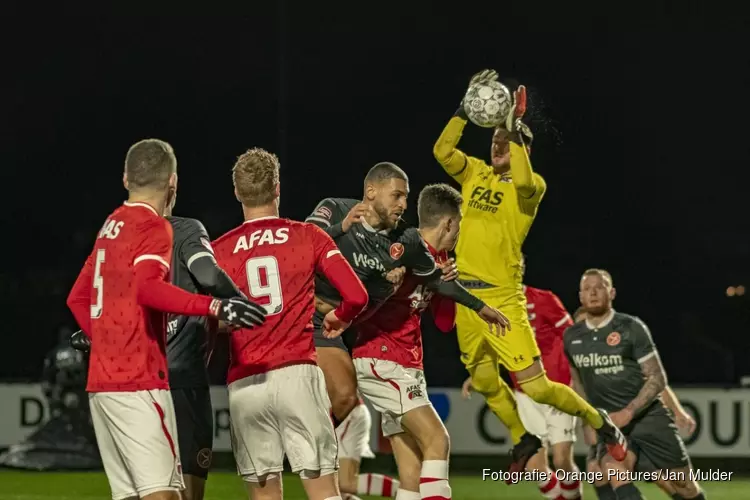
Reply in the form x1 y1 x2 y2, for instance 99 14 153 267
91 249 106 318
245 256 284 315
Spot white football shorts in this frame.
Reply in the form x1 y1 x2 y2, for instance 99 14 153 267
89 389 184 500
515 389 577 447
353 358 432 437
228 363 338 482
336 401 375 461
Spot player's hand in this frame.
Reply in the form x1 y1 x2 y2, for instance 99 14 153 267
342 203 373 233
209 298 267 329
461 376 473 399
477 305 511 336
504 85 534 146
322 310 351 338
385 266 407 291
70 330 91 353
468 69 499 88
675 410 697 436
438 258 458 282
609 407 634 428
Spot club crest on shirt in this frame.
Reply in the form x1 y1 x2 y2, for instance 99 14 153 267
607 332 621 346
389 242 404 259
200 237 213 252
314 206 333 220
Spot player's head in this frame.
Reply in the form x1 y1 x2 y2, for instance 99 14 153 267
232 148 281 210
363 162 409 230
417 183 463 251
579 268 616 316
573 306 587 323
123 139 178 203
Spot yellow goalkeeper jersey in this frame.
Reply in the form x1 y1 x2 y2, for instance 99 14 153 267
433 116 546 295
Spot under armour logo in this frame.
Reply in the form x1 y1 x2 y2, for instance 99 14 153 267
513 355 525 363
223 303 237 321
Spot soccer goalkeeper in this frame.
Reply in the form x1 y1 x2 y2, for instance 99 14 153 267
433 69 627 477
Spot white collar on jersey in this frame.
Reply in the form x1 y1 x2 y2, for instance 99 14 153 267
243 216 279 224
123 201 158 216
585 308 615 331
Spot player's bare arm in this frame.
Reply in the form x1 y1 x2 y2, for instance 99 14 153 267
611 355 667 428
570 366 597 445
661 386 696 434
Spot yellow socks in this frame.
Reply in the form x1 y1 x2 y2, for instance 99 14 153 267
469 363 528 444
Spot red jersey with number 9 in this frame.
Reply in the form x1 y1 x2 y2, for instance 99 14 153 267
352 242 450 369
212 216 343 383
82 202 174 392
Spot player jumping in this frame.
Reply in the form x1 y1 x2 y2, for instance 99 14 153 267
306 163 507 432
335 396 401 499
212 148 369 500
462 254 582 499
434 69 627 476
66 139 265 500
565 269 706 500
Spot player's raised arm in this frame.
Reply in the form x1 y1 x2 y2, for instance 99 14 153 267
306 198 371 240
433 72 501 184
310 225 368 335
504 85 546 203
622 318 668 418
66 251 96 336
133 218 266 329
178 219 245 299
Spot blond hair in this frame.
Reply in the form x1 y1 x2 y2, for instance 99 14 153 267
581 268 613 287
232 148 280 207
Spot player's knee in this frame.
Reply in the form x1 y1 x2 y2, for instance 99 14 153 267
552 444 575 472
518 374 556 405
331 392 359 421
586 458 602 476
469 363 500 395
426 424 451 458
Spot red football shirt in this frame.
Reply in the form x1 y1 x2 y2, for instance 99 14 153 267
510 285 573 390
74 202 174 392
212 216 346 384
353 242 449 370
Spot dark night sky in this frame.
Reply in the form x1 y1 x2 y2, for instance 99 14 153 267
2 3 749 383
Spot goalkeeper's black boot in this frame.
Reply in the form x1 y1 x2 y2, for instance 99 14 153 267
506 432 542 484
70 330 91 353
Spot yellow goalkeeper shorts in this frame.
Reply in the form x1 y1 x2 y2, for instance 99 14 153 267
455 288 540 373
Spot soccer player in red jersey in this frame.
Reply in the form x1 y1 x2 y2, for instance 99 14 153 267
66 139 266 500
211 148 369 500
352 184 476 500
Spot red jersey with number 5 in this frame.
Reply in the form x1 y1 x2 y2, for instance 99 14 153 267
352 242 450 369
74 202 174 393
212 216 347 383
510 285 573 390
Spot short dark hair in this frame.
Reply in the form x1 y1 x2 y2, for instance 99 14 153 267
363 162 408 189
417 183 463 228
125 139 176 190
582 268 613 287
232 148 280 208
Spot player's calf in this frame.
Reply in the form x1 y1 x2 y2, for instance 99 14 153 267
356 474 399 498
400 407 451 500
587 446 616 500
666 466 706 499
551 443 581 500
317 346 359 425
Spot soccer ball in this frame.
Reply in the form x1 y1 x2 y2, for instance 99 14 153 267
463 80 512 128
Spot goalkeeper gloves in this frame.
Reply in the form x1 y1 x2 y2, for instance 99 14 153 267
208 297 267 329
456 69 500 119
505 85 534 147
